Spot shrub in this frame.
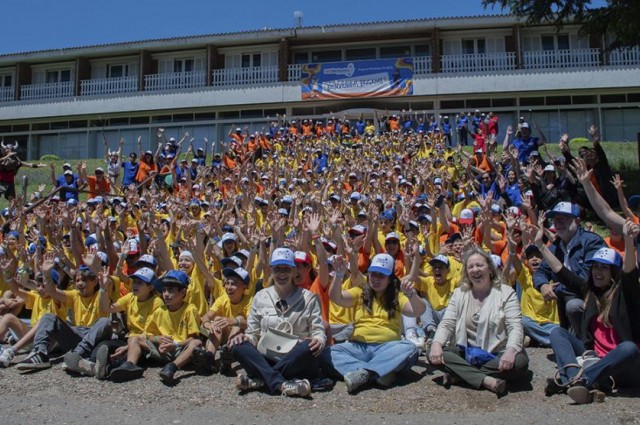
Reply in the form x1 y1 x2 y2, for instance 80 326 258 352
40 154 61 161
569 138 588 144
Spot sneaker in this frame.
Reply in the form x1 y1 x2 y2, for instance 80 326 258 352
424 328 436 352
110 361 144 382
374 372 397 388
523 335 531 347
343 369 371 394
94 345 110 380
64 352 96 377
567 385 606 404
236 374 264 392
15 351 51 372
404 327 425 349
219 345 233 376
159 362 178 385
192 347 217 375
0 347 15 367
281 379 311 397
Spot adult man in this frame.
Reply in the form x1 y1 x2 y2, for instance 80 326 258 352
510 122 542 164
533 201 605 337
121 152 139 188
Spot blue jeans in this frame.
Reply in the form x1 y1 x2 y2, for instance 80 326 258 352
403 298 446 332
549 327 640 388
522 316 558 347
324 340 418 379
232 340 320 394
33 314 112 358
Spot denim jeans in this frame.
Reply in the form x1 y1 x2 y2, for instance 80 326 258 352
522 316 558 347
232 339 320 394
403 298 446 333
324 340 418 379
33 314 112 358
549 326 640 388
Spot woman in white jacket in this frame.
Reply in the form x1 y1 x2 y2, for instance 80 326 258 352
428 247 529 397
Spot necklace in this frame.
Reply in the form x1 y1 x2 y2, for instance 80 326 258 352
471 292 487 321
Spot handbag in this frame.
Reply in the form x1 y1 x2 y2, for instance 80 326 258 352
458 344 497 366
257 320 300 362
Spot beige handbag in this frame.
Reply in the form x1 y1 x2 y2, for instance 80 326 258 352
257 321 300 362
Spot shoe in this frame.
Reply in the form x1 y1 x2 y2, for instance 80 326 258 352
343 369 371 394
567 385 606 404
544 377 566 396
0 347 15 367
219 345 233 376
374 372 397 388
15 351 51 372
404 327 425 350
484 377 508 397
159 362 178 385
192 347 217 375
64 352 96 377
523 335 531 347
281 379 311 397
424 328 436 353
109 361 144 382
236 374 264 392
94 345 110 380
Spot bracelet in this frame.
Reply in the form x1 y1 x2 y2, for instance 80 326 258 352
235 318 241 327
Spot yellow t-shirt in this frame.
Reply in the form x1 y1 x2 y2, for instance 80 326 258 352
518 266 559 325
145 302 201 343
347 287 409 343
416 274 457 311
210 294 253 319
63 290 108 327
115 293 163 336
329 277 356 325
186 268 209 317
24 291 66 326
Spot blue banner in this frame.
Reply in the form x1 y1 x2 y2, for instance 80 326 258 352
301 58 413 100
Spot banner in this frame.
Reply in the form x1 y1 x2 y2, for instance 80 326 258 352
301 58 413 100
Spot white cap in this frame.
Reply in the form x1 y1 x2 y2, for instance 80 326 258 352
368 253 395 276
270 247 295 268
131 267 156 283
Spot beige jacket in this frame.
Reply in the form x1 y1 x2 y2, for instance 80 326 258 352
433 284 523 354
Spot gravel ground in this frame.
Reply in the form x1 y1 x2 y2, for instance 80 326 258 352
1 347 639 425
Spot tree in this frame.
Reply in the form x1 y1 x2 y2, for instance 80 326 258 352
482 0 640 49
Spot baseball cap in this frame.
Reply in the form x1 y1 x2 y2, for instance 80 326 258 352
586 247 622 268
429 254 450 267
490 204 502 214
64 170 73 176
130 267 156 284
459 209 475 225
546 201 580 218
521 122 530 129
543 164 555 173
490 254 503 269
270 248 295 268
222 267 250 285
385 232 401 242
157 270 190 289
294 251 312 265
368 253 395 276
221 256 243 269
350 192 361 201
348 224 367 236
628 195 640 209
135 254 158 268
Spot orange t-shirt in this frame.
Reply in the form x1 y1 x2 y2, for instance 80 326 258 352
87 175 111 198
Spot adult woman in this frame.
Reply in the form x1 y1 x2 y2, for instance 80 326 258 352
324 253 425 394
228 248 326 397
543 220 640 404
428 247 528 397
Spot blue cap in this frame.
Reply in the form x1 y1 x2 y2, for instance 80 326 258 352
157 270 190 289
367 253 395 276
586 247 622 268
547 201 580 218
270 248 296 268
628 195 640 209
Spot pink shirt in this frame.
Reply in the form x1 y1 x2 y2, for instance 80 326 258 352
590 316 619 358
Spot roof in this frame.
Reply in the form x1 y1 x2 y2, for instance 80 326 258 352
0 13 515 62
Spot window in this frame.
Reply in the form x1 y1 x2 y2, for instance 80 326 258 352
380 46 411 59
0 75 12 87
294 52 309 64
311 50 342 63
46 69 71 83
462 38 486 55
108 64 129 78
174 59 194 73
415 44 431 56
241 53 261 68
345 48 376 61
542 34 570 51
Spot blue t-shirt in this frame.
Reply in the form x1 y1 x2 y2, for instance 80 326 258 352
355 120 365 135
56 174 79 200
457 116 468 130
511 137 540 164
121 161 139 186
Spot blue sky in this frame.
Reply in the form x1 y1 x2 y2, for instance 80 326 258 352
0 0 554 54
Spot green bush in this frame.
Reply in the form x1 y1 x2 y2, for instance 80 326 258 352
569 138 588 144
40 154 61 161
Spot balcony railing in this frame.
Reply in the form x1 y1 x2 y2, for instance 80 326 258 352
609 46 640 66
20 81 74 100
441 52 515 73
0 86 14 102
288 64 302 81
80 76 139 96
523 48 600 69
413 56 432 75
144 71 206 91
212 66 279 87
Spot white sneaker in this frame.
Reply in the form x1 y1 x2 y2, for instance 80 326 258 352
0 347 15 367
405 327 425 349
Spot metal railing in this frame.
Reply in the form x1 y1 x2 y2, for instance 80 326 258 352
20 81 74 100
80 76 139 96
440 52 515 73
0 86 14 102
609 46 640 66
523 48 600 69
144 71 206 91
212 66 279 87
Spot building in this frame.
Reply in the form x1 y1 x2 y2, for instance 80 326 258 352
0 13 638 159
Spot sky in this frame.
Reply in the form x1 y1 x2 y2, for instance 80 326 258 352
0 0 511 55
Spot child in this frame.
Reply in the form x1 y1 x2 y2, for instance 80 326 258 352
89 266 163 380
108 270 203 385
201 266 252 375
